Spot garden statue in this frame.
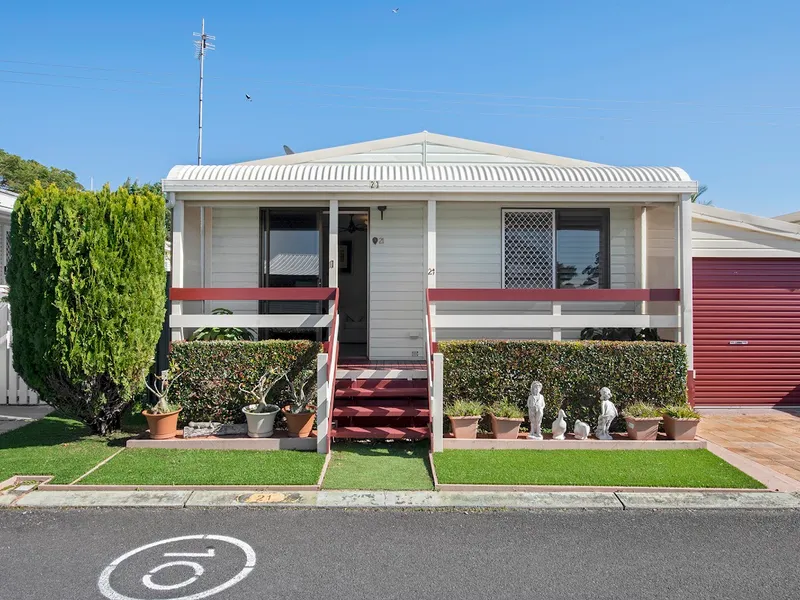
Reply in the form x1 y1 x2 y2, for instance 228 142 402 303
552 409 567 440
527 381 546 440
573 419 591 440
595 387 618 441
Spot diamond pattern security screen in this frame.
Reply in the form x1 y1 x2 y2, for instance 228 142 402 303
503 210 555 288
1 227 8 286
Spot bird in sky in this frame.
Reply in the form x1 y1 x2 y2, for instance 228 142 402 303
245 94 252 101
392 8 399 13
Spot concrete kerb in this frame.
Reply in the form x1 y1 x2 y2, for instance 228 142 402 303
5 488 800 510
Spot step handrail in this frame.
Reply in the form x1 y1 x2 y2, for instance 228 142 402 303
424 292 435 440
326 289 340 453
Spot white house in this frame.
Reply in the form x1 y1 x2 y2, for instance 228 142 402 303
0 189 15 289
163 132 800 449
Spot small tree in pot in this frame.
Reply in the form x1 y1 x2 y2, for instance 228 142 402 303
240 368 283 438
283 371 317 438
143 371 182 440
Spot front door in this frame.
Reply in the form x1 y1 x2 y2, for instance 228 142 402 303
333 211 369 359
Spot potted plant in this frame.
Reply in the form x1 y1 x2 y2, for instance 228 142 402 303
283 371 317 438
662 404 702 440
142 370 182 440
623 402 662 441
445 399 485 439
488 400 525 440
240 368 283 438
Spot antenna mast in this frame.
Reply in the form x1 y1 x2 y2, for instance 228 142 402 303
193 19 215 166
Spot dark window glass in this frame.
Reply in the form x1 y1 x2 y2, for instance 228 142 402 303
556 210 609 289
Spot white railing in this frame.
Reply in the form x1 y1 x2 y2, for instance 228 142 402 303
0 303 41 405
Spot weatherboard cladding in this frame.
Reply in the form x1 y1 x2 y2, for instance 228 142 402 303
165 164 690 184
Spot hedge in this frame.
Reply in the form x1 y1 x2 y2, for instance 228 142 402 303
7 183 166 434
169 340 322 424
439 340 687 432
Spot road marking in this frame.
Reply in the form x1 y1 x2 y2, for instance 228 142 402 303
164 549 216 558
142 561 204 591
98 534 256 600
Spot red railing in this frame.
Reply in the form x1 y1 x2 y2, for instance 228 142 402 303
171 288 338 302
326 290 340 453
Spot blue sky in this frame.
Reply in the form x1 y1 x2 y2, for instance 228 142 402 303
2 1 799 216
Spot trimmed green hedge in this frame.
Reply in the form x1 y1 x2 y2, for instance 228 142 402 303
169 340 321 424
440 341 687 432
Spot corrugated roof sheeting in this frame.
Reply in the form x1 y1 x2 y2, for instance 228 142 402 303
165 164 690 184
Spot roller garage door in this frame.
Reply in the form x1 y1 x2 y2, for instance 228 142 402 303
693 258 800 405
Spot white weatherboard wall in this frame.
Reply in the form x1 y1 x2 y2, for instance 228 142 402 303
692 220 800 258
211 207 260 314
370 203 425 359
435 203 635 341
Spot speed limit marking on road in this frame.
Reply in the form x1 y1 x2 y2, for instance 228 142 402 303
98 534 256 600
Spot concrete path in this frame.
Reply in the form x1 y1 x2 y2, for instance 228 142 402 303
1 507 799 600
8 488 800 510
0 404 51 434
699 410 800 485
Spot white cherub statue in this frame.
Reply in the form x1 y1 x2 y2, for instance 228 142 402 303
595 387 618 441
551 409 567 440
527 381 545 440
573 419 591 440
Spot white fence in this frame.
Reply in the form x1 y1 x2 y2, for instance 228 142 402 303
0 303 41 405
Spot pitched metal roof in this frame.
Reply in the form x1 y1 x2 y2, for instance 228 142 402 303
164 163 694 193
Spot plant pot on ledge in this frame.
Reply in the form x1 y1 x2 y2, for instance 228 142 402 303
445 399 485 439
624 417 662 441
662 404 702 440
488 400 525 440
284 410 315 438
143 408 181 440
448 416 482 439
242 403 280 438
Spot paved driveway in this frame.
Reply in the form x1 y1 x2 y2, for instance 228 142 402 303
0 405 52 434
698 410 800 483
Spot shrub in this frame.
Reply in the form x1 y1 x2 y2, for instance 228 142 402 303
8 183 166 434
169 340 321 424
663 404 702 419
445 399 485 417
489 400 525 419
440 340 687 432
623 402 663 419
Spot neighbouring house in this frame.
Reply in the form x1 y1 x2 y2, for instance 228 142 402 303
775 210 800 225
162 132 800 450
0 189 15 290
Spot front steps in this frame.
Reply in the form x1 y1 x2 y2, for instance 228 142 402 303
330 365 430 441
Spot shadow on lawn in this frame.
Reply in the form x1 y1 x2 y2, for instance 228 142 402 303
0 409 141 450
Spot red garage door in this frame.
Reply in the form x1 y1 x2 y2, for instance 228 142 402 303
693 258 800 405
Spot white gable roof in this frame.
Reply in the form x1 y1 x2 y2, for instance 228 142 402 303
237 132 604 168
163 131 695 195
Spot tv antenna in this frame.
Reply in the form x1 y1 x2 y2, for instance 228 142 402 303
193 19 215 165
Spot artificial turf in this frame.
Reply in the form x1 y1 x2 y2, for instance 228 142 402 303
0 416 125 484
323 441 434 490
433 449 765 489
80 448 326 486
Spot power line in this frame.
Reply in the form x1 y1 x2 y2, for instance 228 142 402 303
0 78 190 97
2 57 799 113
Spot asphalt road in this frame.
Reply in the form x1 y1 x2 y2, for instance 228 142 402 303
1 508 798 600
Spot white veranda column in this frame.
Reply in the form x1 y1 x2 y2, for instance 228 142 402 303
170 194 184 342
432 352 444 452
328 199 338 291
679 194 694 370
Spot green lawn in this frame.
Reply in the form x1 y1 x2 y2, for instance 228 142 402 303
0 416 125 484
434 449 765 489
323 441 434 490
80 448 326 486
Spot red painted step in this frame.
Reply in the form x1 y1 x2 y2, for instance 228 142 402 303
335 387 428 399
333 405 430 418
331 426 429 440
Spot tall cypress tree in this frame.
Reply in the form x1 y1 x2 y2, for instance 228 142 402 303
7 183 166 434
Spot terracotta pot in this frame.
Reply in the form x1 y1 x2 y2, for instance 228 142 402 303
284 410 315 438
490 414 524 440
663 415 700 441
624 416 661 441
448 415 481 439
142 408 181 440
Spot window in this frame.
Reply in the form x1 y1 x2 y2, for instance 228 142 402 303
502 209 609 289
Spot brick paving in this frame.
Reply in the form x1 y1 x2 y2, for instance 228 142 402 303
698 411 800 483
